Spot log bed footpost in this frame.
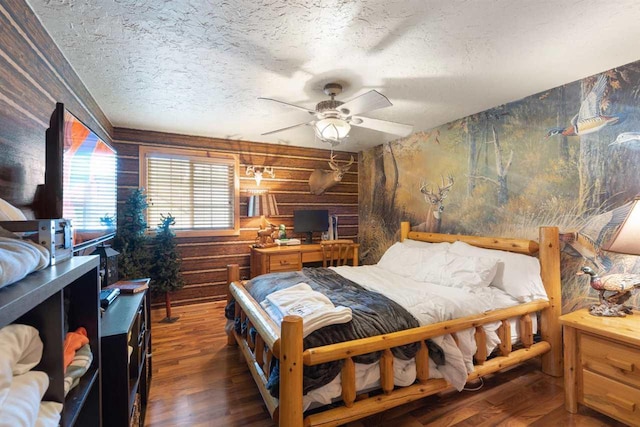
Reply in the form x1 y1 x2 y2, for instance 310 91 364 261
227 264 240 346
539 226 563 377
280 315 304 427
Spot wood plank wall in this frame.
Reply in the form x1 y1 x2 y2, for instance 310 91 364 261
0 0 113 213
113 128 359 306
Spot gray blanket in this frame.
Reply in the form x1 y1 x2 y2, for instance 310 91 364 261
228 268 445 397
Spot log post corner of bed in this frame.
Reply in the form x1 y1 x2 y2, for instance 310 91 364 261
226 223 564 427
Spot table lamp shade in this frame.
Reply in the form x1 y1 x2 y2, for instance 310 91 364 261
602 197 640 256
247 193 279 218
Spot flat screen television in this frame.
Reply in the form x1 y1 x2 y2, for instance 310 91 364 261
42 103 118 251
293 209 329 244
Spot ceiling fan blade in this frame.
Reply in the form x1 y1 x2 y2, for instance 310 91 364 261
258 97 316 115
338 90 392 117
261 120 313 136
350 116 413 136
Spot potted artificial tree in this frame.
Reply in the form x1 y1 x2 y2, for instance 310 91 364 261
151 214 184 323
113 188 151 279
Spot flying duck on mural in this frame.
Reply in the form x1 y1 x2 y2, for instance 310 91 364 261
545 74 621 138
609 131 640 149
558 200 636 275
559 231 611 272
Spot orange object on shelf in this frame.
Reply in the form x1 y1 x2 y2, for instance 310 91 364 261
63 327 89 369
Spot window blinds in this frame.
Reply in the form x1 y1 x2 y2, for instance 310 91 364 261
63 151 117 229
145 154 235 230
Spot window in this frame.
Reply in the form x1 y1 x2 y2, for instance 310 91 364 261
139 146 239 236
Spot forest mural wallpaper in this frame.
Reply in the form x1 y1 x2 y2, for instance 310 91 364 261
359 60 640 314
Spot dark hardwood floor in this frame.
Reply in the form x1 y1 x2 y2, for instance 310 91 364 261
145 302 625 427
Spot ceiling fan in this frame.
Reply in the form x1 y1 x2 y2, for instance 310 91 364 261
259 83 413 145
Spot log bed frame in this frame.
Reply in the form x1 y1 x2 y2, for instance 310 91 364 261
226 222 562 427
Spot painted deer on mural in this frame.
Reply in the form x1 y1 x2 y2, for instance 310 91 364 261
417 175 454 233
308 154 355 195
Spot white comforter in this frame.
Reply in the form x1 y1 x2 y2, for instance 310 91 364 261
301 265 532 409
0 237 49 289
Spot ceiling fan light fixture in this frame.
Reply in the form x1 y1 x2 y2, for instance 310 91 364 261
314 118 351 143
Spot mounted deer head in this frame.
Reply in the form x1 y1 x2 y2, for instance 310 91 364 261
308 155 355 195
418 175 454 232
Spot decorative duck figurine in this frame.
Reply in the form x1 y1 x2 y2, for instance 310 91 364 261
546 74 621 138
577 266 640 317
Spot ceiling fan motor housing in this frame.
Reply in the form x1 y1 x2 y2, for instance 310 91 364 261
316 99 345 114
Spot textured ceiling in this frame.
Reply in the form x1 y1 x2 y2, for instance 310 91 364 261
27 0 640 152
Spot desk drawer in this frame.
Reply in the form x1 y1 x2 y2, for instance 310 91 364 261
581 333 640 389
269 253 301 272
583 370 640 426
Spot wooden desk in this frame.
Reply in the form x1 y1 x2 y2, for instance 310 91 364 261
560 309 640 426
250 243 359 278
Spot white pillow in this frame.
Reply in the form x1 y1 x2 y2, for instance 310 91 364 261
377 241 449 278
402 239 451 251
448 241 547 302
0 198 26 221
411 251 500 289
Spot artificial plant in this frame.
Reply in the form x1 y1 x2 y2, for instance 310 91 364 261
112 188 151 279
151 213 184 323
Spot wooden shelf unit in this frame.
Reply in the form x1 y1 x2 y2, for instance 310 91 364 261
100 286 151 427
0 256 102 427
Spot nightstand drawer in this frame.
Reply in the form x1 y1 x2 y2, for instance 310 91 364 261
583 370 640 426
269 253 301 272
581 333 640 389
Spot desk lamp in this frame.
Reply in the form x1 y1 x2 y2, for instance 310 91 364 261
248 192 279 245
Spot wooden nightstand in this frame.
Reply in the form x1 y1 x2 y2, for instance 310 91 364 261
560 309 640 426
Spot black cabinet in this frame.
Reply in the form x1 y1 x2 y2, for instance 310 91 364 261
101 289 151 426
0 256 102 427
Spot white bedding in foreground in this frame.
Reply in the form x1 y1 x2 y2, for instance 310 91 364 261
301 265 540 409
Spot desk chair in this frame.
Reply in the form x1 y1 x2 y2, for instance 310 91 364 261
320 239 354 267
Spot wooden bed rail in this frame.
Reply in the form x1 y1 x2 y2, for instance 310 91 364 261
302 300 548 366
229 281 281 357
